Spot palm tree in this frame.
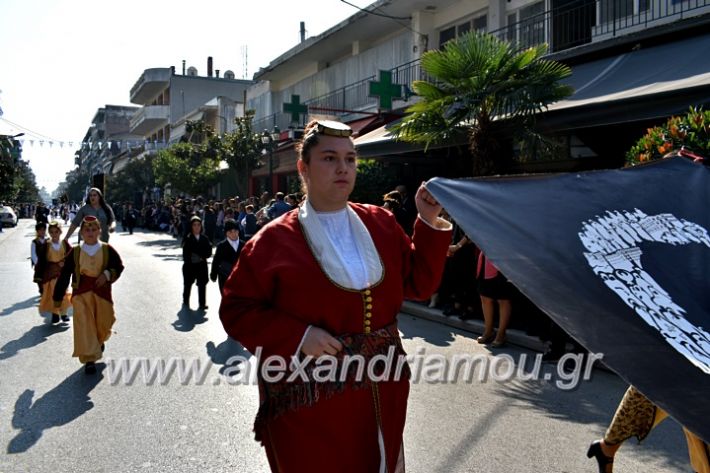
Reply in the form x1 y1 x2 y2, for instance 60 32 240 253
392 31 574 176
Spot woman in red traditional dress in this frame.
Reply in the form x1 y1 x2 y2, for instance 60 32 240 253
219 119 452 472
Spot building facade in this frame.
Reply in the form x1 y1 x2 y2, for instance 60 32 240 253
245 0 710 192
129 58 253 146
76 105 141 190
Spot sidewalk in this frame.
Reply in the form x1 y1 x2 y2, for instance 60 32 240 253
401 301 547 352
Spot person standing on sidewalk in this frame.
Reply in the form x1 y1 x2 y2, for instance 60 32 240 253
475 251 513 348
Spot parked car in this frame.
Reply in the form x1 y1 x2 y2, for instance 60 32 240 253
0 206 18 227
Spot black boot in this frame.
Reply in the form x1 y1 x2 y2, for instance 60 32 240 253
198 285 208 310
183 286 190 308
587 440 614 473
85 362 97 374
51 313 60 324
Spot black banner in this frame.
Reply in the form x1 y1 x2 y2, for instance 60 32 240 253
427 157 710 442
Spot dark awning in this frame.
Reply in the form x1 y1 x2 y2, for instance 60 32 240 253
541 32 710 130
354 119 467 158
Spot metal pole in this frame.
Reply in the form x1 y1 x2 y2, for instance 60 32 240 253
268 140 274 194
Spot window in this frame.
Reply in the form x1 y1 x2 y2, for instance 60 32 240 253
438 12 488 48
507 1 546 49
506 13 517 42
457 21 471 36
520 2 545 47
439 26 456 47
599 0 649 23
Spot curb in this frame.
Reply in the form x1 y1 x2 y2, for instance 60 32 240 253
400 301 547 353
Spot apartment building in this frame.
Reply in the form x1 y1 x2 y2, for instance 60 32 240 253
129 58 253 146
246 0 710 191
76 105 141 190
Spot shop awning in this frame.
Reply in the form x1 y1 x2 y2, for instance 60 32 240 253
542 32 710 129
354 119 467 158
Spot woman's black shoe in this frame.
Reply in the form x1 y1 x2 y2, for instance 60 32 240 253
587 440 613 473
84 362 97 375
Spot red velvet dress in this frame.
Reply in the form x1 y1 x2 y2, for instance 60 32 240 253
220 203 451 472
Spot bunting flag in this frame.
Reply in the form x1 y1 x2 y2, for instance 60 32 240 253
426 157 710 443
5 139 168 150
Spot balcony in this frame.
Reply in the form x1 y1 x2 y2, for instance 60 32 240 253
129 105 170 136
130 68 171 104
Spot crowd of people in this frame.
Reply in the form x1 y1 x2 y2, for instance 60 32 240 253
109 190 300 244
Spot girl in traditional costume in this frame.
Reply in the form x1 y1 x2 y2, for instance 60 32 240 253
34 221 72 323
220 119 452 472
30 222 47 295
54 216 124 374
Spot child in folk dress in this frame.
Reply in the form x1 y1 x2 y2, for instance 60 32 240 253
34 221 72 323
54 216 124 374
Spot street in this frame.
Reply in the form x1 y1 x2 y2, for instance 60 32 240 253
0 219 690 472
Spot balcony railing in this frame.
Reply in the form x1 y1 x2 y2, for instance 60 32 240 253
252 0 708 129
491 0 710 51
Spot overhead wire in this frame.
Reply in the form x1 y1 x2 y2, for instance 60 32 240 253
338 0 427 38
0 116 63 142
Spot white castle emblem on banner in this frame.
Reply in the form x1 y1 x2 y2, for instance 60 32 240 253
579 209 710 374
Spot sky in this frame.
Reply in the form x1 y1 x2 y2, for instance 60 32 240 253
0 0 362 194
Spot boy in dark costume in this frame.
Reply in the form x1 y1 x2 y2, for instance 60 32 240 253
182 216 212 310
210 218 243 295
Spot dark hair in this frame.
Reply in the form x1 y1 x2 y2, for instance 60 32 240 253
86 187 114 226
224 218 239 233
35 222 47 231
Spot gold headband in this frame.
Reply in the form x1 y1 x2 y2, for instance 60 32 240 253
303 120 353 141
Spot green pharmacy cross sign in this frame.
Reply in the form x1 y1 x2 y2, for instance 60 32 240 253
283 95 308 123
369 70 403 111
